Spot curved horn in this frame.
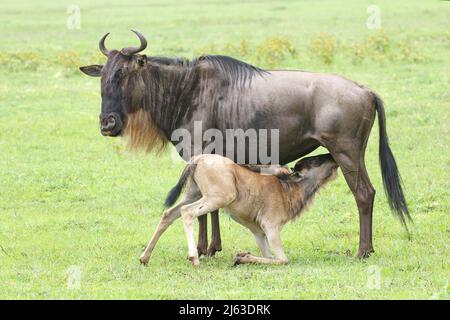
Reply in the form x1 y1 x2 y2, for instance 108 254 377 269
121 30 147 56
99 32 110 56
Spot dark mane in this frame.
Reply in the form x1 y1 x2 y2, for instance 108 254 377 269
276 178 306 220
137 54 268 141
197 55 268 87
278 175 301 195
147 56 189 66
277 173 295 181
277 169 337 220
148 54 268 88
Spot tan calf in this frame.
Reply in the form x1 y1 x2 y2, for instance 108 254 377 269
139 153 338 266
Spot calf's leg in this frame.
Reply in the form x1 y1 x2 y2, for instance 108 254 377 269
140 198 194 265
180 198 228 266
234 228 288 265
253 232 272 258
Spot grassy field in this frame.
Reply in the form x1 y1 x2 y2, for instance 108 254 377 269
0 0 449 299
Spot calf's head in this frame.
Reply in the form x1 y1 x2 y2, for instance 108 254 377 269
293 153 338 186
80 30 148 137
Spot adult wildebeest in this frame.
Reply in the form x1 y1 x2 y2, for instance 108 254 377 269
80 30 411 258
140 153 339 266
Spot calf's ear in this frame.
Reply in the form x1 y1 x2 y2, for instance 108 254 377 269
79 64 103 77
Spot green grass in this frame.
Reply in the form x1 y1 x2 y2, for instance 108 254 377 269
0 0 449 299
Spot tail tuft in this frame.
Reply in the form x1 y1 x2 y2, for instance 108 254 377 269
374 93 412 234
164 163 196 207
164 185 183 208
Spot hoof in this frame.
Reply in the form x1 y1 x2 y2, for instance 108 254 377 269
233 252 251 266
207 239 222 257
356 248 375 259
207 246 222 257
197 245 208 257
188 256 200 266
233 256 242 266
235 251 251 258
139 256 149 266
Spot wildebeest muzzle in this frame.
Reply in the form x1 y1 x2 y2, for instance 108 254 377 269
100 112 123 137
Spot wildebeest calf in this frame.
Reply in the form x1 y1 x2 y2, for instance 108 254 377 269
139 153 338 266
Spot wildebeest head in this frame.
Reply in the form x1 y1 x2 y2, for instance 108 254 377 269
292 153 338 182
80 30 148 137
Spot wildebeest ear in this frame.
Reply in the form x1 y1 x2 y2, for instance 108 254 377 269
79 65 103 77
294 172 304 178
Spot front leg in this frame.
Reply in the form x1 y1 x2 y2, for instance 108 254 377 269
233 252 288 265
207 210 222 256
197 215 208 257
253 232 272 258
234 229 288 265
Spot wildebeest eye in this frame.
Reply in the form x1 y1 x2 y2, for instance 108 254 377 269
136 55 147 67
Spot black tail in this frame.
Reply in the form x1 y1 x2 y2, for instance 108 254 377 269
164 162 197 207
374 93 412 232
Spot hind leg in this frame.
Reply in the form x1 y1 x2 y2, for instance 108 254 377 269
140 184 201 265
326 145 376 258
355 162 376 258
319 102 377 258
181 198 230 266
140 200 187 265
